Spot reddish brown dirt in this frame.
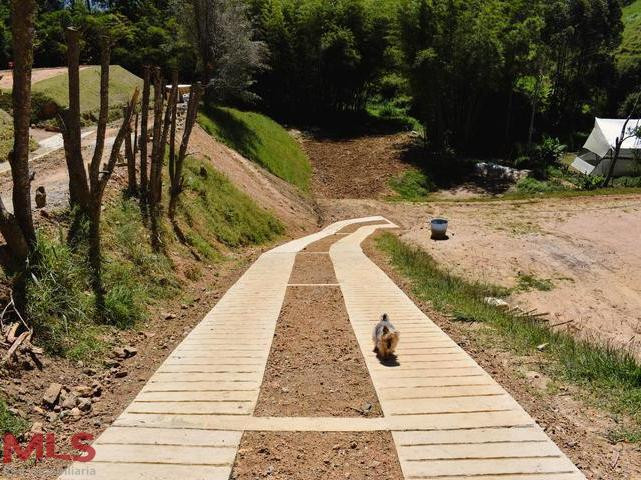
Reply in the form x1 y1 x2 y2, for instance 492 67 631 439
0 67 92 90
254 285 382 417
337 220 390 234
190 126 319 235
302 133 411 199
288 253 338 284
363 232 641 480
231 432 404 480
302 234 349 253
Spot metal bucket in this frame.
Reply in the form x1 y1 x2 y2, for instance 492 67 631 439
430 218 448 239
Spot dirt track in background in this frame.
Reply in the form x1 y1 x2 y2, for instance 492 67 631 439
302 132 411 199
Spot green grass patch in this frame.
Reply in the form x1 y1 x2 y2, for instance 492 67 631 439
516 273 554 292
389 169 435 201
21 153 283 363
198 106 311 191
515 176 567 194
376 232 641 434
31 66 142 125
25 197 178 362
0 109 14 162
0 399 28 437
176 156 284 260
618 0 641 73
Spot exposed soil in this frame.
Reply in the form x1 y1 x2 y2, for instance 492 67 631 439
288 253 338 285
0 67 92 90
302 132 411 199
363 232 641 480
337 220 390 234
190 125 320 235
254 286 382 417
231 431 404 480
302 233 349 253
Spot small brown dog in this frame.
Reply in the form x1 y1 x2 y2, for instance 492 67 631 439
373 313 399 359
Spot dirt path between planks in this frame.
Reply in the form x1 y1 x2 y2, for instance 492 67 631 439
235 225 403 480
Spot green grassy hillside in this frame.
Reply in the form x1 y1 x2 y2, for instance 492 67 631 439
32 65 142 123
0 108 13 162
198 106 311 191
618 0 641 73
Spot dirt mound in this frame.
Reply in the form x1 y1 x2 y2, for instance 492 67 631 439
302 133 411 199
0 66 92 90
189 126 319 234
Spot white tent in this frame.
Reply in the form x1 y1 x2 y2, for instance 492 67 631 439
571 118 641 177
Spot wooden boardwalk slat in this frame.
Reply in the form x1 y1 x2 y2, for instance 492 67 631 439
329 224 586 480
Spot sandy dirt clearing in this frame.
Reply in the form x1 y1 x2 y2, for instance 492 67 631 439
319 194 641 356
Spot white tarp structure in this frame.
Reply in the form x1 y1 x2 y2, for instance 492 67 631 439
571 118 641 177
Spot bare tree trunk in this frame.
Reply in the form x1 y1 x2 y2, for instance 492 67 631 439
169 83 203 220
133 112 139 156
148 68 164 208
0 198 29 264
139 66 151 199
156 78 178 204
168 72 178 189
89 38 110 188
125 113 137 194
59 27 90 212
88 89 140 299
8 0 37 250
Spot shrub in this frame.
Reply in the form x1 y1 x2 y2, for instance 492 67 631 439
389 170 435 200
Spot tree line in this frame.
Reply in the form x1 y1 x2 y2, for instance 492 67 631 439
1 0 636 156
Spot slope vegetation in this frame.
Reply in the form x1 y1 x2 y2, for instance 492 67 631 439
198 106 311 191
618 0 641 73
32 65 143 123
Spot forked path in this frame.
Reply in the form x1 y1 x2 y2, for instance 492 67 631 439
60 217 585 480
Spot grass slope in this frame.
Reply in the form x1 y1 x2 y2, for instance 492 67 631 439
0 109 13 162
618 0 641 73
198 106 311 191
32 65 142 123
376 232 641 441
25 156 282 362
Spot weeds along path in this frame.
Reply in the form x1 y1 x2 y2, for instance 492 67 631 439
57 217 585 480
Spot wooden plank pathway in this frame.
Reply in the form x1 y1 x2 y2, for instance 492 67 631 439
330 224 585 480
59 216 585 480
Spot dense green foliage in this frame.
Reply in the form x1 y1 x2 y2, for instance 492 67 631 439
248 0 394 120
617 0 641 113
0 0 639 156
198 106 311 190
377 232 641 436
